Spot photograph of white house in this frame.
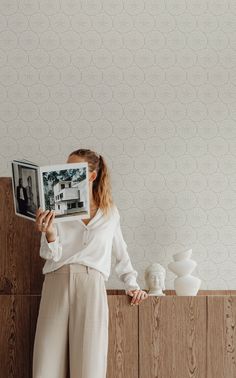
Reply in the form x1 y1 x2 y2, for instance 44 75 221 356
53 179 87 215
40 162 90 222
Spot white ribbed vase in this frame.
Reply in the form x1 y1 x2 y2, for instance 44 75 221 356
167 249 201 296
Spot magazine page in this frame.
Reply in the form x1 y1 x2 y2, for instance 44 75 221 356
38 162 90 223
11 160 40 222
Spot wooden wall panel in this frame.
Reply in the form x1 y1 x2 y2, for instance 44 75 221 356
0 295 30 378
139 296 207 378
0 177 43 295
207 296 236 378
29 295 40 378
107 295 139 378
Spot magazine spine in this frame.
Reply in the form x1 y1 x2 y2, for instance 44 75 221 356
11 162 17 218
37 167 44 211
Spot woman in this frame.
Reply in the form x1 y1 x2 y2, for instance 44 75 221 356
33 148 148 378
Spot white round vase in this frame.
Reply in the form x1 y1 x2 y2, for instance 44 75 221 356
168 249 201 296
174 275 201 296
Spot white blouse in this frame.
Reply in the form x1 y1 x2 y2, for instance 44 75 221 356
39 204 141 294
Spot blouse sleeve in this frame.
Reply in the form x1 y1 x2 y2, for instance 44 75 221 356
112 211 141 294
39 226 63 262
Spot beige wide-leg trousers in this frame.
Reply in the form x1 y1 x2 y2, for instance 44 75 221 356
32 263 109 378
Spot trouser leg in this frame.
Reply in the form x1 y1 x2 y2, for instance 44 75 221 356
69 266 109 378
32 272 69 378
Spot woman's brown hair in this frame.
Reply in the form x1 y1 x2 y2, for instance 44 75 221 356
68 148 114 217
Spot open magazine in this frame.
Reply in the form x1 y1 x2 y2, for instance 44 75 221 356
11 158 90 223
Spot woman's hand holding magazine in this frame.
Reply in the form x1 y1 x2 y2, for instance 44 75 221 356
35 208 56 243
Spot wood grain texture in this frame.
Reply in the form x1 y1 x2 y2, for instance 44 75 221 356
207 296 236 378
0 177 43 296
107 295 139 378
29 295 40 378
0 295 30 378
139 296 207 378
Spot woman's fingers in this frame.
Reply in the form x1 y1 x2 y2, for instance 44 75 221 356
42 211 55 231
35 208 46 230
38 210 50 227
44 210 54 224
47 211 55 227
37 209 49 222
131 290 148 305
35 208 54 232
42 211 51 227
35 208 43 222
126 290 134 297
134 291 144 304
131 290 143 305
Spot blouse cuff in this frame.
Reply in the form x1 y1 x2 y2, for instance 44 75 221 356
121 272 141 293
40 233 62 262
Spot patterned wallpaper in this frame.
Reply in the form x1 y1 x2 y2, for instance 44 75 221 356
0 1 236 290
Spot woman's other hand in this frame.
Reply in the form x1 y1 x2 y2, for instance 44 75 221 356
126 289 148 305
35 208 56 242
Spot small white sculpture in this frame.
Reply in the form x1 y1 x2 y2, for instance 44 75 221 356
168 249 201 296
145 263 166 296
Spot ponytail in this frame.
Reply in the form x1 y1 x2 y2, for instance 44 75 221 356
68 149 114 217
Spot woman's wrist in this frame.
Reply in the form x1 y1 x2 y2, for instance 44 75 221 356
45 231 56 243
